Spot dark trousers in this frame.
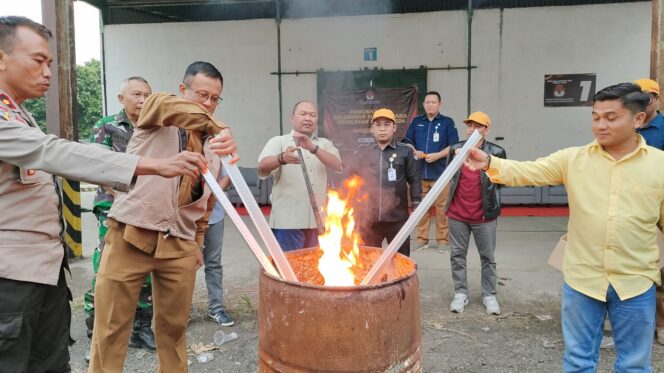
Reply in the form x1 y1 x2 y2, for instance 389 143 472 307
360 220 410 257
0 268 71 373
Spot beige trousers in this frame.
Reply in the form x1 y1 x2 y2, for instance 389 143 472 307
416 180 450 245
89 220 197 373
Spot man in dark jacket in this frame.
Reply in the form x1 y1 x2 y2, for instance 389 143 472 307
352 108 422 256
445 111 506 315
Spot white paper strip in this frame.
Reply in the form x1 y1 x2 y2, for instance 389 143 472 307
203 170 280 278
220 156 298 282
360 130 483 285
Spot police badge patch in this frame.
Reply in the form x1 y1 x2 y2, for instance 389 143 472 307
0 93 16 110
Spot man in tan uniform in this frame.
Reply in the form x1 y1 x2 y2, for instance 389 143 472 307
258 100 341 251
0 16 214 372
89 61 234 372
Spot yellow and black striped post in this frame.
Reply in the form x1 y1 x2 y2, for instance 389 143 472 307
62 178 82 257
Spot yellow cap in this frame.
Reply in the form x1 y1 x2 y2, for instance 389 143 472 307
634 79 660 95
372 108 396 123
463 111 491 127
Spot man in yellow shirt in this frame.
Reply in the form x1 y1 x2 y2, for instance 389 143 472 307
464 83 663 372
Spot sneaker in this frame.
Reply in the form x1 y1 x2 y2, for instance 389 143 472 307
209 310 235 327
483 295 501 315
657 328 664 346
450 293 469 313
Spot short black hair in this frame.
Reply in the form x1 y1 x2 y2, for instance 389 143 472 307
0 16 52 53
292 100 316 115
424 91 441 102
593 83 650 114
182 61 223 85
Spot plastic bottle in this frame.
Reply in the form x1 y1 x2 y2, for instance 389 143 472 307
213 330 239 346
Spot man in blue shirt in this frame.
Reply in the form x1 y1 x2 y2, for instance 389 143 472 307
635 78 664 347
201 168 235 326
634 79 664 150
405 91 459 250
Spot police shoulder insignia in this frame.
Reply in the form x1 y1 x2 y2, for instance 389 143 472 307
0 93 16 110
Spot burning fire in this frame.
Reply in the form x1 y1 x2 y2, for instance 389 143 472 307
317 176 364 286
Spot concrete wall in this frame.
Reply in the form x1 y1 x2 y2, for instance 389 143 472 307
103 19 278 164
104 2 650 166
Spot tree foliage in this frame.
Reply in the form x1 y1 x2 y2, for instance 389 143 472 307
76 59 102 140
23 96 46 132
22 59 102 141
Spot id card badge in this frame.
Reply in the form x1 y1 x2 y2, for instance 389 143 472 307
387 167 397 182
433 131 440 143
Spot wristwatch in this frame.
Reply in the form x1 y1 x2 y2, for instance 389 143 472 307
310 144 319 154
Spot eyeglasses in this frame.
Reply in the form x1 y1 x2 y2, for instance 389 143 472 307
184 84 223 104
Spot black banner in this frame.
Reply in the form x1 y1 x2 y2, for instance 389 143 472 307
322 86 419 150
544 73 596 107
317 69 427 152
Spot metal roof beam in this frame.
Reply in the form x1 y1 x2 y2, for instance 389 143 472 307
104 0 273 7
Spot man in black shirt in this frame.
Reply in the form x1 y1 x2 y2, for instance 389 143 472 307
351 108 422 256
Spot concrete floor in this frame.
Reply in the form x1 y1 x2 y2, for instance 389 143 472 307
65 190 663 372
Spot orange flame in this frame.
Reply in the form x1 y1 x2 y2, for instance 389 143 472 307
317 176 364 286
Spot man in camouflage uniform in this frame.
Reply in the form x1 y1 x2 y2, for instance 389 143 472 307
84 77 155 354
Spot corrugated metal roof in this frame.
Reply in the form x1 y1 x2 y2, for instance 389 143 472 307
83 0 647 25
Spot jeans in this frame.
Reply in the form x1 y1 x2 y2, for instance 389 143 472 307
448 218 497 296
203 219 226 314
562 283 655 373
272 228 319 252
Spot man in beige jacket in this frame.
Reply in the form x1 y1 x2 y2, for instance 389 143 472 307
0 17 226 372
89 61 235 372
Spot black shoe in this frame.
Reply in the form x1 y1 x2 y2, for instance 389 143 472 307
85 315 94 339
209 310 235 327
129 325 156 351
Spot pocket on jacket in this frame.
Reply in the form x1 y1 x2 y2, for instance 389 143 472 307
18 168 52 185
0 314 22 340
0 313 24 367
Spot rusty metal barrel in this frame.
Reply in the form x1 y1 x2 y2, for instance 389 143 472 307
258 246 421 372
